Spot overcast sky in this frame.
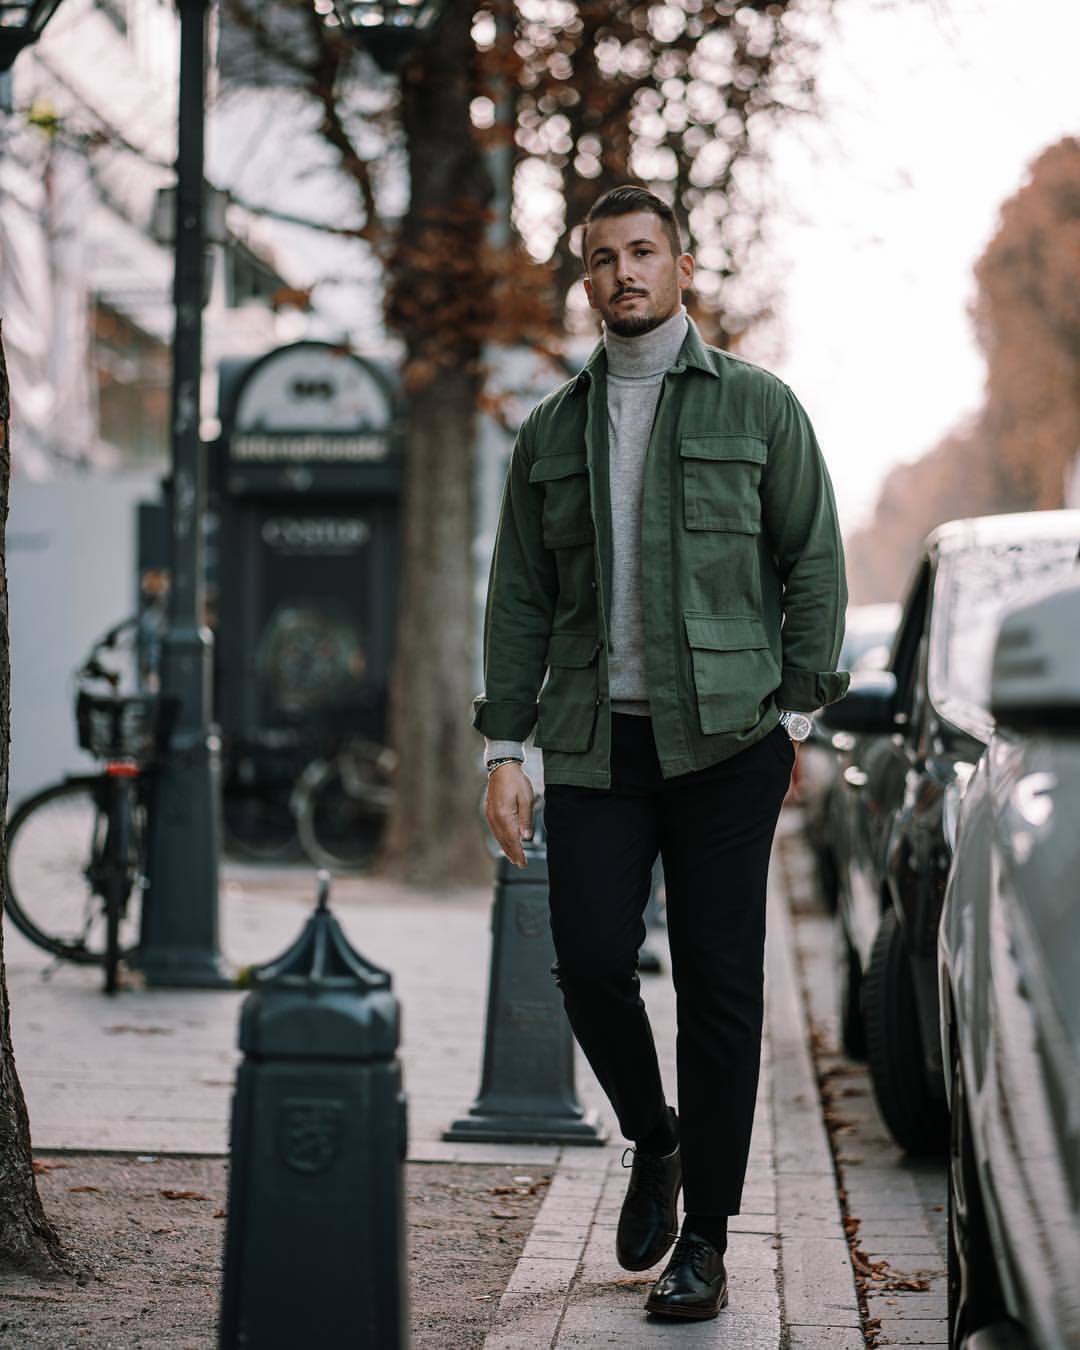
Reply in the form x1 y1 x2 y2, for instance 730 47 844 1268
759 0 1079 533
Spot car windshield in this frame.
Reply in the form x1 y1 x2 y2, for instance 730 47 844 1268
936 537 1080 724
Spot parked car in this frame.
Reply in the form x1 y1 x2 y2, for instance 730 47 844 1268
799 602 901 910
939 581 1080 1350
819 509 1080 1152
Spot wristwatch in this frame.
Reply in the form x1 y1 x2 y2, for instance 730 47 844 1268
778 711 813 742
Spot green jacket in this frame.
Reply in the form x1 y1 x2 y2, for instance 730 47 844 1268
473 320 850 788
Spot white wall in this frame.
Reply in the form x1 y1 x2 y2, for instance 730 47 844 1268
7 472 159 804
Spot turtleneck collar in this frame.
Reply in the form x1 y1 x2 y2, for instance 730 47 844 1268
603 305 688 380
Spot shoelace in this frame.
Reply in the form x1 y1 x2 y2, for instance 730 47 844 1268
620 1146 674 1206
669 1234 714 1278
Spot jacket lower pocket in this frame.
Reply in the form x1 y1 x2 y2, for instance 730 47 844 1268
535 631 600 753
685 612 779 735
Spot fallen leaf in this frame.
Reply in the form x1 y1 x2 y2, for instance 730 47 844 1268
489 1211 516 1220
103 1025 174 1036
213 1210 226 1219
68 1185 101 1193
161 1190 210 1201
33 1160 69 1174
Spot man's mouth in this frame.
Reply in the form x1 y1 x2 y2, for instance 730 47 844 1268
614 291 647 304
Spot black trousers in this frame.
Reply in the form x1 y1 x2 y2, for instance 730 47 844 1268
544 714 793 1215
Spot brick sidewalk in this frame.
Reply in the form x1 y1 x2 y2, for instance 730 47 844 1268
6 815 866 1347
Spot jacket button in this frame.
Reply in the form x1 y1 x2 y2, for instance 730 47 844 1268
590 580 597 590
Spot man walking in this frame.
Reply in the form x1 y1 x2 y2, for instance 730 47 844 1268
474 185 848 1320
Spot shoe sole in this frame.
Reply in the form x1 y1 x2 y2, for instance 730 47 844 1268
644 1287 729 1320
616 1238 677 1273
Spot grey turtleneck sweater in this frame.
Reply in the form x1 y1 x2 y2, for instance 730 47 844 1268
485 307 688 764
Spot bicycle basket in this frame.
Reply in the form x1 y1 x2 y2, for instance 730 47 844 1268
76 691 170 761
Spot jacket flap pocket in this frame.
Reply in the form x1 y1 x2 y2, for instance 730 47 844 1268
684 614 769 652
679 435 766 464
529 451 588 483
546 631 599 667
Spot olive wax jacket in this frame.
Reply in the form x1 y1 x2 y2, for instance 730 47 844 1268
473 320 850 787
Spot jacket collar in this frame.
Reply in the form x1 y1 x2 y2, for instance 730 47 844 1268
572 315 718 391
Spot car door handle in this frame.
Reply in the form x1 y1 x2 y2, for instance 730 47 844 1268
843 766 869 789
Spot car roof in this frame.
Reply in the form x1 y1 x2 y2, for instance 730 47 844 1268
926 508 1080 557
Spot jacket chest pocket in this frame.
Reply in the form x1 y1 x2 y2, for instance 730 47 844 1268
529 451 593 548
680 435 766 533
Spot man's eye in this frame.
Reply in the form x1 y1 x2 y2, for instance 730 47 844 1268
636 248 653 257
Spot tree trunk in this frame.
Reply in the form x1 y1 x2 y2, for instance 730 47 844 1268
0 326 67 1276
377 0 493 886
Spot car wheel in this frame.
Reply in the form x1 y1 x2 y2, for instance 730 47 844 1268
835 917 866 1060
863 908 948 1153
947 1040 1006 1347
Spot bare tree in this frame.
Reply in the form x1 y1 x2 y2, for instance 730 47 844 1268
0 327 67 1275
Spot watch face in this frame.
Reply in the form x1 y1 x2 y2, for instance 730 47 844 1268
785 713 813 742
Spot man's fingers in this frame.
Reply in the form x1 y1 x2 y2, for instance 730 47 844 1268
518 786 534 841
485 768 531 868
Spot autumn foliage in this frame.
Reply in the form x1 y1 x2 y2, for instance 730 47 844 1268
846 137 1080 602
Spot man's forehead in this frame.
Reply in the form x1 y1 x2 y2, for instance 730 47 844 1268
585 211 669 258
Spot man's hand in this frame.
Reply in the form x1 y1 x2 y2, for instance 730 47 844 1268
484 762 535 869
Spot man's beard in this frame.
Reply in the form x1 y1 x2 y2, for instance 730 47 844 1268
606 309 666 338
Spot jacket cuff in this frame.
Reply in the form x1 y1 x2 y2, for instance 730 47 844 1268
777 666 850 712
472 696 539 741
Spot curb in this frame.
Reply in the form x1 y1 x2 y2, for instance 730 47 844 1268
766 857 865 1349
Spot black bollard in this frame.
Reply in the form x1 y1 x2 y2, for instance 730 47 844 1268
444 808 606 1145
219 872 407 1349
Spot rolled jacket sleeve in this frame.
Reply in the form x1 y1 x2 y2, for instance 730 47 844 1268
761 384 850 712
472 419 558 741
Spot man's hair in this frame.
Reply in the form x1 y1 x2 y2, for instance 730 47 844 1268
580 186 684 264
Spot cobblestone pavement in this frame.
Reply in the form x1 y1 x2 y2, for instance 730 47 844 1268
776 817 949 1350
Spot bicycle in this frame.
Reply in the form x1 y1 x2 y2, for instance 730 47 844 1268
4 618 174 994
292 736 397 872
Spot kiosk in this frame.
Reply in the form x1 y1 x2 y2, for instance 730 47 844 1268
213 342 402 858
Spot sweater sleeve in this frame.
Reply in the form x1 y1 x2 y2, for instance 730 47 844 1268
760 383 850 711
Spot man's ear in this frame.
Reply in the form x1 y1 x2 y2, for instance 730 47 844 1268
677 253 695 294
583 276 598 310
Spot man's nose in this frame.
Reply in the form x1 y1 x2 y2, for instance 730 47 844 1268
614 254 637 284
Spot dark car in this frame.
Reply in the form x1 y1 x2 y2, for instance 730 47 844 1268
820 509 1080 1153
939 581 1080 1350
800 602 901 910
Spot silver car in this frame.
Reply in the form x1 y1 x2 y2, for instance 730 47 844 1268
938 580 1080 1350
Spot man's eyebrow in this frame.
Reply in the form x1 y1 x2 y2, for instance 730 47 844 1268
588 237 656 265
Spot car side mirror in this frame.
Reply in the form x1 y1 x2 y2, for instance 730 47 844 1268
990 582 1080 731
817 670 898 736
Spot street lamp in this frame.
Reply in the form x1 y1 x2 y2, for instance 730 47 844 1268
0 0 63 70
135 0 231 988
327 0 442 71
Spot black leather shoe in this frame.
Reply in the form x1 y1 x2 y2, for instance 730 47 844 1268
644 1233 729 1320
615 1143 682 1271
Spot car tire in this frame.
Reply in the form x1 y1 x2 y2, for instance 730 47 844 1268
947 1039 1006 1347
835 917 866 1060
864 908 948 1153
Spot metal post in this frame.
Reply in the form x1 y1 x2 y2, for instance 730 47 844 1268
444 809 606 1145
219 873 407 1348
135 0 230 988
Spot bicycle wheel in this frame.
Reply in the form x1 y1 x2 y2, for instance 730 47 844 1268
295 747 393 872
5 776 142 965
